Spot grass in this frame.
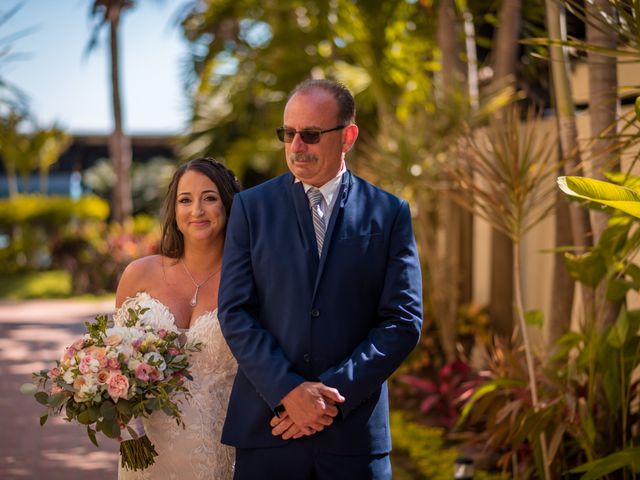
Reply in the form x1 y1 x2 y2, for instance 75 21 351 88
0 270 114 301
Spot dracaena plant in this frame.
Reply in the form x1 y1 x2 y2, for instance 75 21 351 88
445 104 560 478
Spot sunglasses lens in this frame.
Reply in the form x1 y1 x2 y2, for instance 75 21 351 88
299 131 321 144
276 128 323 144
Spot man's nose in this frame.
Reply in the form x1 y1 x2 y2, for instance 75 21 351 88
290 132 307 153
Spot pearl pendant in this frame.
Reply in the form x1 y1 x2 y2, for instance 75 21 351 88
190 287 198 307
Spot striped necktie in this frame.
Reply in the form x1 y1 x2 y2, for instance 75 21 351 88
306 187 325 256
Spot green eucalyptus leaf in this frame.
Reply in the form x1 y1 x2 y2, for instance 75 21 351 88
39 413 48 426
47 392 67 408
88 406 99 422
20 383 38 395
87 426 99 448
77 409 93 425
115 399 132 415
100 401 116 421
145 398 161 412
34 392 49 405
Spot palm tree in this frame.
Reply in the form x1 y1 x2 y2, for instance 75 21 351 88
544 0 593 347
87 0 134 222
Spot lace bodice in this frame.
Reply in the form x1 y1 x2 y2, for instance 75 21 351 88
117 292 236 480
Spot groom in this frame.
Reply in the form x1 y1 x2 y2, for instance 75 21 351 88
218 79 423 479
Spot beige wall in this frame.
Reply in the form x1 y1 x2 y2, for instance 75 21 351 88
472 62 640 327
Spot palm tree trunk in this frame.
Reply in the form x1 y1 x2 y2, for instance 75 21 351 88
108 10 133 222
435 0 472 362
545 186 575 349
545 0 592 338
587 0 621 331
487 0 522 338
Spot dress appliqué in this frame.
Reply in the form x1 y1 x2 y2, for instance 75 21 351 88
117 292 236 480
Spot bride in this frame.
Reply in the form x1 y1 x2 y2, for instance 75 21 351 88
115 157 241 480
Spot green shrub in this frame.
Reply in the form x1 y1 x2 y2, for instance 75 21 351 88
0 270 72 299
390 410 503 480
0 195 110 274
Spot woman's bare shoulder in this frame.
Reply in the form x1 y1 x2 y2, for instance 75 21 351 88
116 255 169 306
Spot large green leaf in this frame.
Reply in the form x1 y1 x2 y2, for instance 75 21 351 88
558 176 640 218
569 446 640 478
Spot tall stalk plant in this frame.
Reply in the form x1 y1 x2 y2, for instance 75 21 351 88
446 105 560 479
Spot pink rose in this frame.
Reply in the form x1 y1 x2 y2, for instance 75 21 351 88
48 367 62 378
79 356 99 374
167 347 180 356
135 363 153 382
132 339 142 350
71 339 85 350
51 384 64 394
157 329 167 339
148 368 163 382
107 358 120 370
97 370 110 384
107 374 129 402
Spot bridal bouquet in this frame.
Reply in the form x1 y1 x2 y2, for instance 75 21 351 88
21 305 202 471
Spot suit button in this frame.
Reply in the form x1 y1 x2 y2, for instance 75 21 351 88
311 309 320 318
303 353 310 363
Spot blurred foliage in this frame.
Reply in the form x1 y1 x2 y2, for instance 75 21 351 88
52 215 160 295
390 410 503 480
0 194 109 274
459 217 640 478
0 270 72 299
0 194 108 226
83 157 176 215
399 359 486 430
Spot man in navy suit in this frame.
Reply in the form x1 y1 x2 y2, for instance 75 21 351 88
218 79 423 479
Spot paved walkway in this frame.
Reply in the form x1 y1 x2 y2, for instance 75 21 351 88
0 299 119 479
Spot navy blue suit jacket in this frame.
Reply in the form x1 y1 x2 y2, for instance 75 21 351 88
218 171 423 455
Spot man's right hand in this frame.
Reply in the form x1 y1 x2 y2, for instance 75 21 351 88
279 381 345 435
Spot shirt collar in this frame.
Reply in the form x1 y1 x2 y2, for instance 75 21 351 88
295 162 346 206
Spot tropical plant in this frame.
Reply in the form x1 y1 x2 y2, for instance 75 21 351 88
445 104 563 479
86 0 134 222
459 174 640 478
0 2 30 115
399 359 485 431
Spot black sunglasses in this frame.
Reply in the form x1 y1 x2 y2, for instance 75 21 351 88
276 125 346 144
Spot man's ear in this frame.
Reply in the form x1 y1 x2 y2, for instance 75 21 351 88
342 124 359 153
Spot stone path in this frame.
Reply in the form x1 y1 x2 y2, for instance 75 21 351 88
0 299 118 479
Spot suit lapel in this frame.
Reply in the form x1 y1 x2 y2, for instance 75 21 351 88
285 175 320 271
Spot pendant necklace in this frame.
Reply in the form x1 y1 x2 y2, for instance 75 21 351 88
180 258 221 307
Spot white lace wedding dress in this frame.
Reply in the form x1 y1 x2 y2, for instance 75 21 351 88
116 292 236 480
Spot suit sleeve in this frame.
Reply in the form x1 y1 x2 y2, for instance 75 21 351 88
218 194 306 410
318 200 423 418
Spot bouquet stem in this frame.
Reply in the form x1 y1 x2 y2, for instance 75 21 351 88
120 435 158 471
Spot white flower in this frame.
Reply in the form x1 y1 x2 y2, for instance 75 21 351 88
128 358 141 371
62 369 75 384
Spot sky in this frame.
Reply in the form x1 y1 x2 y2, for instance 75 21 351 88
4 0 190 134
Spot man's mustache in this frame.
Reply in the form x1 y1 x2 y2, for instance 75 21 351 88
290 154 318 162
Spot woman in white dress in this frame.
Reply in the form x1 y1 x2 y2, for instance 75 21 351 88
115 157 241 480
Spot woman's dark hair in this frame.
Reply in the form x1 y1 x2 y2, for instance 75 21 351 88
159 157 241 258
